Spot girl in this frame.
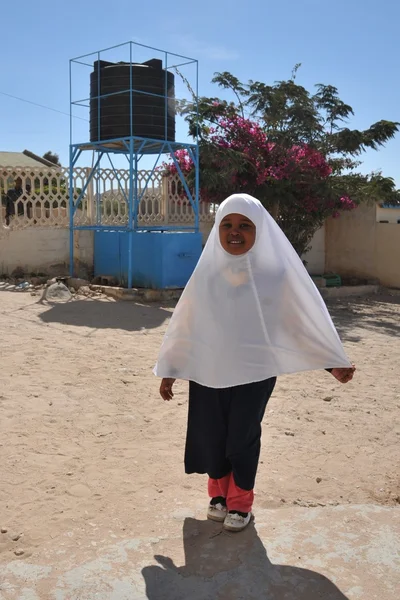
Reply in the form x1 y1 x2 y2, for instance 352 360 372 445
155 194 355 532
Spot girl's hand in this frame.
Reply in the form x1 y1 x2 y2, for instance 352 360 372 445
160 378 176 401
330 366 356 384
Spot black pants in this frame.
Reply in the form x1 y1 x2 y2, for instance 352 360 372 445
184 377 276 490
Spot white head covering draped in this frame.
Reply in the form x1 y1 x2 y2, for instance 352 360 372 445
154 193 351 388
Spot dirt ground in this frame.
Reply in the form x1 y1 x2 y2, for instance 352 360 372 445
0 289 399 563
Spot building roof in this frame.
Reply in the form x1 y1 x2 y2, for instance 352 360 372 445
0 150 58 168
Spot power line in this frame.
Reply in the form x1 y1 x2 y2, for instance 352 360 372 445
0 90 89 122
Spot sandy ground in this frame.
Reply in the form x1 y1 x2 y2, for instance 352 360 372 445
0 290 399 565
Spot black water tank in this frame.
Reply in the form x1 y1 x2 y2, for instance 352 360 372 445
90 58 175 143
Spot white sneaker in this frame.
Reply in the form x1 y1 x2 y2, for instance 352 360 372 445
207 497 227 522
223 511 252 532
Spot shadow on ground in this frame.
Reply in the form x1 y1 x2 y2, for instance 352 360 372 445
31 290 400 341
39 299 172 331
38 293 400 339
327 294 400 343
142 517 349 600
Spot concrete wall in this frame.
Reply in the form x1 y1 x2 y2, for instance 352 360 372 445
325 203 400 288
0 228 93 276
303 227 325 274
325 203 376 279
376 205 400 223
375 223 400 287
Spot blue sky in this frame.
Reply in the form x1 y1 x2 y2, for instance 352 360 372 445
1 0 399 182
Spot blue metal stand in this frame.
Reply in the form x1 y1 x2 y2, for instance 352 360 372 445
69 41 200 289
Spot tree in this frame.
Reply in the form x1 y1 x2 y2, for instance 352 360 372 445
42 151 61 166
167 67 399 255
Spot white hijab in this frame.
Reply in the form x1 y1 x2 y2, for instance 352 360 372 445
154 193 351 388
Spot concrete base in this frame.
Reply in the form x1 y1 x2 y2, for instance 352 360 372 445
90 284 382 304
1 505 399 599
90 284 183 302
320 285 380 299
94 231 202 289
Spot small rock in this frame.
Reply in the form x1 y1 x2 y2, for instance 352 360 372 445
321 430 326 435
157 489 163 494
323 396 333 402
1 527 7 534
67 277 90 291
49 401 53 406
30 276 48 286
14 549 24 556
316 477 322 483
285 431 295 436
45 282 72 303
91 276 102 285
66 472 73 476
11 533 21 541
77 285 89 294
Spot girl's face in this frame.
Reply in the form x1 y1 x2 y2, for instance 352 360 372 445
219 213 256 255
